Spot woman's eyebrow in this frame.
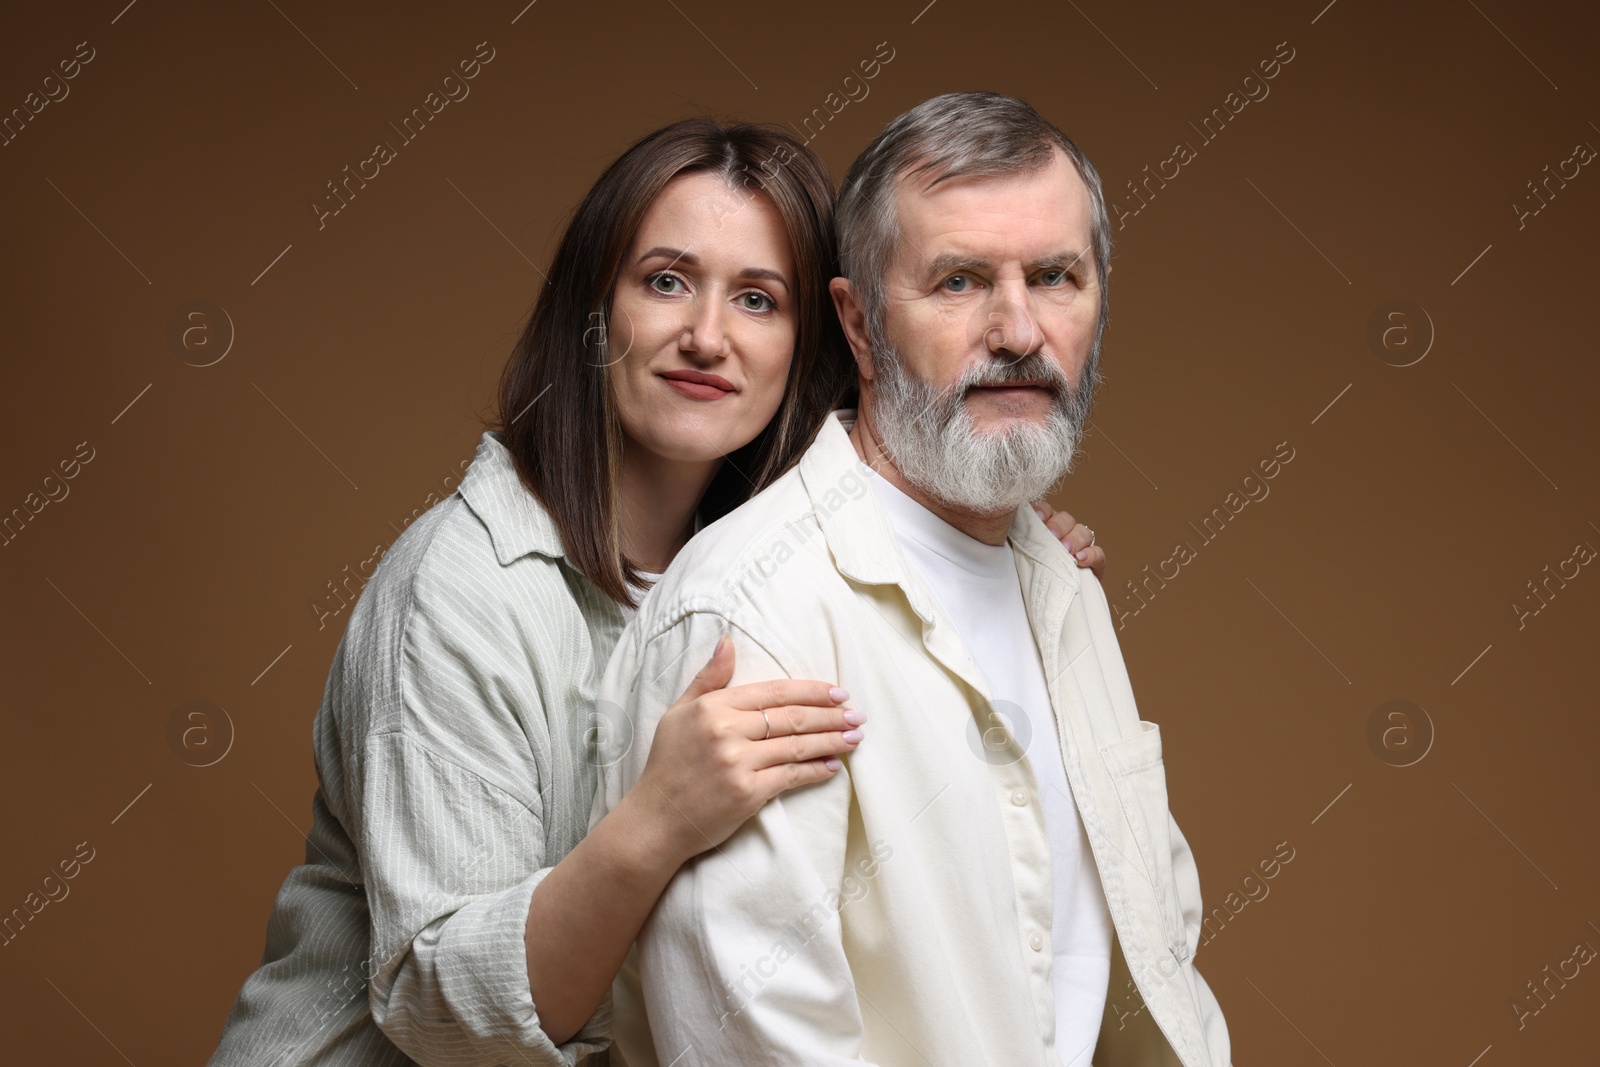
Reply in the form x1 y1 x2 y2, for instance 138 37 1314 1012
739 267 790 292
637 246 789 291
637 245 693 270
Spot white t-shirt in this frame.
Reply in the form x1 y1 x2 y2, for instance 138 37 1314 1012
866 465 1114 1066
622 569 662 624
623 514 703 622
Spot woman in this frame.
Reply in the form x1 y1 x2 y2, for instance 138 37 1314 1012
207 118 1105 1066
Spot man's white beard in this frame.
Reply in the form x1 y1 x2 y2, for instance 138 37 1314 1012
870 342 1095 515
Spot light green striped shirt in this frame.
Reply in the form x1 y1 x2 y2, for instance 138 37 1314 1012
207 430 623 1066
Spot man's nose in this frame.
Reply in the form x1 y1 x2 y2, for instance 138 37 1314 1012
980 285 1044 360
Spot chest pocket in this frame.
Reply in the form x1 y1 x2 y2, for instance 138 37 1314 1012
1100 720 1190 964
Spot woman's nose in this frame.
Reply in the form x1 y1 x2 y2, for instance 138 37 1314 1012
680 298 729 359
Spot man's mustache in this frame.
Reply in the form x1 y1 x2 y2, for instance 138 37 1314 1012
955 354 1073 402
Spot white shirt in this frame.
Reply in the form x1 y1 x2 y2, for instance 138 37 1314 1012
864 465 1114 1067
597 409 1233 1067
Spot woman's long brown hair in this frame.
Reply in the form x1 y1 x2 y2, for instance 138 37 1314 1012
493 118 855 606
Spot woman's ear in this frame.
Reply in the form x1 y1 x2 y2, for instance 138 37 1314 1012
829 277 876 382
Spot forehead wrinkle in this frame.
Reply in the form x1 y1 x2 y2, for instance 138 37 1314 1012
893 154 1091 252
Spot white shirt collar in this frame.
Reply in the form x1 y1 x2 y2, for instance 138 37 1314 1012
796 408 1081 596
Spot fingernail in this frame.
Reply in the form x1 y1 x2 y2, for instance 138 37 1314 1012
842 708 866 726
841 729 864 744
829 687 850 703
1075 549 1088 560
825 758 843 771
1032 505 1046 519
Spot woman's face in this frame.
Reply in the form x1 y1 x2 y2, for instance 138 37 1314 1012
607 171 798 466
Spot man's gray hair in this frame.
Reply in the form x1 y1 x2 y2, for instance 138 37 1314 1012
835 91 1112 351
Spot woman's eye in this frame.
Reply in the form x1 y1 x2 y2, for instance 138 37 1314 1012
738 292 775 312
649 273 683 294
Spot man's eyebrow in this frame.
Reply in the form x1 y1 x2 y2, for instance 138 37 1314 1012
919 248 1094 282
636 246 789 291
920 251 991 282
1033 249 1093 274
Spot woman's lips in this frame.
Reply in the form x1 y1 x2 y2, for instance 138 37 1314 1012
660 370 735 401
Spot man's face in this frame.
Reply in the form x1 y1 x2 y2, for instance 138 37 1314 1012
879 147 1101 432
854 147 1104 514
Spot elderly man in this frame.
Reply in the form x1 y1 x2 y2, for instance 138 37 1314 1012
596 92 1232 1067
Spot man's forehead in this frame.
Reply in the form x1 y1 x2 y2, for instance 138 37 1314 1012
890 151 1093 266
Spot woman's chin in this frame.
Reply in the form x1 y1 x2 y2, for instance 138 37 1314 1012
636 426 759 467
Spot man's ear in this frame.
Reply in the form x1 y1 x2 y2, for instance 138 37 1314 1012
829 277 876 382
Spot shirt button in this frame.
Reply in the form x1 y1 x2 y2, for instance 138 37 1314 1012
1010 790 1028 806
1029 932 1044 952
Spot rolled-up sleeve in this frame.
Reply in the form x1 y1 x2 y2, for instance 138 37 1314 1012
354 558 608 1066
608 609 873 1066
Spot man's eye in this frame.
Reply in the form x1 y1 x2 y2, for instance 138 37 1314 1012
1040 269 1068 286
649 273 684 294
944 275 970 292
739 291 775 312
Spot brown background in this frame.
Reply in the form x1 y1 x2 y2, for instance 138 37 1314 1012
2 0 1596 1063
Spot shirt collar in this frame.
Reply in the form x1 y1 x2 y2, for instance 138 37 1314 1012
797 409 1082 596
458 430 567 565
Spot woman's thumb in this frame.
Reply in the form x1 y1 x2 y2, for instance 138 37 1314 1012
680 633 735 701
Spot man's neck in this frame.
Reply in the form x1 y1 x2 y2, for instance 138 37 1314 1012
848 400 1016 547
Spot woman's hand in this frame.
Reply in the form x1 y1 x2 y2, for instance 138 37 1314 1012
634 634 862 864
1031 500 1106 577
527 635 860 1043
